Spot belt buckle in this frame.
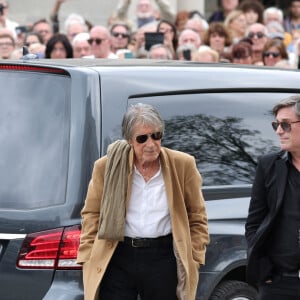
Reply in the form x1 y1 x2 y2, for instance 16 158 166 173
131 238 150 247
131 238 141 248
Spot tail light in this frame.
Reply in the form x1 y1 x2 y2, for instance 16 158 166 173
17 225 81 270
0 64 68 75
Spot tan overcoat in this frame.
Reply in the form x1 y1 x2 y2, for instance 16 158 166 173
77 147 210 300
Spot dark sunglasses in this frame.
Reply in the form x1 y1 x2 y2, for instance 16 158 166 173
247 32 265 39
263 51 280 58
87 38 103 45
271 120 300 132
135 132 163 144
112 32 129 38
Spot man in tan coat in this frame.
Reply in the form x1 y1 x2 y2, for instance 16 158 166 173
77 103 209 300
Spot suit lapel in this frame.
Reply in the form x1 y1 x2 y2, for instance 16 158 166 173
274 158 288 213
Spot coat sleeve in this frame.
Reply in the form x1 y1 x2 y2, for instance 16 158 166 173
76 158 106 264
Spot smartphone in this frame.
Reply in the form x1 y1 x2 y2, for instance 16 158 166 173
124 51 133 59
15 26 29 35
183 49 191 61
144 32 164 51
116 49 134 59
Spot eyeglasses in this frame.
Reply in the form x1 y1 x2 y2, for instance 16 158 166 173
135 132 163 144
87 38 104 45
0 42 13 47
112 32 129 38
263 51 280 58
271 120 300 132
247 32 265 39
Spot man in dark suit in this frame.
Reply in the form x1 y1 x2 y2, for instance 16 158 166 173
245 95 300 300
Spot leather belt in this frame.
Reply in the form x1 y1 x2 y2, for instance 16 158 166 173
122 234 172 248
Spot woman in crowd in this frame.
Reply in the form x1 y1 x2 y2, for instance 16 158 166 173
231 38 253 64
45 33 73 58
224 10 248 44
157 19 178 59
202 22 232 55
23 32 44 48
262 39 289 66
238 0 264 26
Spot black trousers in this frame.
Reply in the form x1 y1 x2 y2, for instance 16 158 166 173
258 275 300 300
99 236 178 300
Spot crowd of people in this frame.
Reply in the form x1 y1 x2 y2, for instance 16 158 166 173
0 0 300 68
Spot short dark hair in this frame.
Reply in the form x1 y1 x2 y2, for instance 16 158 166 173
202 22 232 47
238 0 264 24
232 41 252 59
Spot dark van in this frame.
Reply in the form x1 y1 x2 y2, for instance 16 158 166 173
0 59 299 300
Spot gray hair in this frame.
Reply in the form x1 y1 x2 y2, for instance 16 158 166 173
122 103 165 140
72 32 90 46
272 95 300 117
148 43 173 60
64 13 87 32
263 7 283 23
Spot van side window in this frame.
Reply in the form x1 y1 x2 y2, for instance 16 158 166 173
130 92 290 186
0 72 70 209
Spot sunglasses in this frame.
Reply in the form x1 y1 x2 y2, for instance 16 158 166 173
271 120 300 132
135 132 163 144
87 38 103 45
247 32 265 39
263 51 280 58
112 32 129 38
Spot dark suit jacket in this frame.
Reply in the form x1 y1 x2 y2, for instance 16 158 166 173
245 150 289 286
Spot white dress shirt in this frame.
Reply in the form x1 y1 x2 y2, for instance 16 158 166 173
124 164 172 238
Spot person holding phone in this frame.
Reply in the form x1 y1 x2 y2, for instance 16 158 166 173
178 28 201 49
157 19 177 59
77 103 209 300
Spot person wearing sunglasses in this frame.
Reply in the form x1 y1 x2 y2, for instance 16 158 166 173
88 25 118 59
77 103 209 300
110 22 131 54
246 22 269 65
262 38 288 67
245 95 300 300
